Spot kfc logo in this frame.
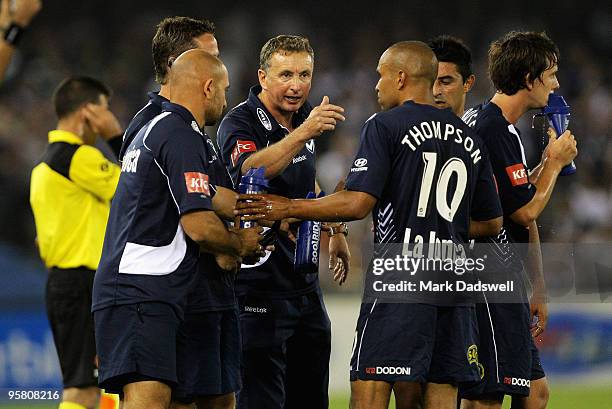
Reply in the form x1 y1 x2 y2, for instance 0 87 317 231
231 140 257 166
505 164 528 186
184 172 210 196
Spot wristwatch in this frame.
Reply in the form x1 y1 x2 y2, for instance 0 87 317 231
327 222 348 237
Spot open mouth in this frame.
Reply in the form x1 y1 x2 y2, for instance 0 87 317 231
284 96 302 103
434 100 447 106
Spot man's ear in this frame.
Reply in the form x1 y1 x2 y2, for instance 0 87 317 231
257 69 267 91
464 74 476 93
524 73 534 91
203 78 214 99
397 70 406 90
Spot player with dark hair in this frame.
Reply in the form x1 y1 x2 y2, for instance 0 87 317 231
459 31 578 409
234 41 503 409
217 34 349 409
119 16 218 161
117 17 249 409
30 75 123 409
428 35 475 116
92 50 264 409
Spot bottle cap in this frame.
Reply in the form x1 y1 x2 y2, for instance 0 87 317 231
238 167 269 191
542 94 570 116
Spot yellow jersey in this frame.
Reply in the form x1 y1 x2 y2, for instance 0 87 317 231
30 130 120 270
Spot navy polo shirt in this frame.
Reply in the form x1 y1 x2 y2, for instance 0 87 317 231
119 92 168 162
463 102 536 244
93 102 225 317
217 85 318 297
115 94 236 312
345 101 502 245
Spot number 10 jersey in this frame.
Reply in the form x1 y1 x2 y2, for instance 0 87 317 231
345 101 502 245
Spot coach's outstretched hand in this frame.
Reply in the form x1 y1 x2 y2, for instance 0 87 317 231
235 194 290 222
299 96 345 138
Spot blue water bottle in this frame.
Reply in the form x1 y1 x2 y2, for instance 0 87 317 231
294 191 324 274
237 167 269 228
535 94 576 176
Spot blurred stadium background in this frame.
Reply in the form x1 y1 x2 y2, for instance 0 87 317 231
0 0 610 407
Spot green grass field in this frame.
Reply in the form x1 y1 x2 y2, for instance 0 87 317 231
1 386 609 408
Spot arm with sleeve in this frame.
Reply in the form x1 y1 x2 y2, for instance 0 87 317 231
157 127 243 257
69 145 120 201
345 115 393 200
218 115 261 186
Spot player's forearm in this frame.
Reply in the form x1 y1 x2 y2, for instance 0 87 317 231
526 221 546 294
198 229 242 258
212 186 238 221
182 211 241 257
241 128 310 178
288 190 373 222
528 161 545 184
511 158 562 226
469 217 503 238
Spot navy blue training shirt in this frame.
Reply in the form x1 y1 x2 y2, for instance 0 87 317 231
93 102 225 317
462 102 535 244
217 85 318 298
119 92 168 162
346 101 502 245
115 93 236 312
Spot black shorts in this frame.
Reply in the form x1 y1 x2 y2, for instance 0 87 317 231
349 302 480 384
45 267 97 388
94 302 181 394
173 307 241 403
459 302 546 399
237 290 331 409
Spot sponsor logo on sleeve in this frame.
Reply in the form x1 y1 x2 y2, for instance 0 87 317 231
257 108 272 131
184 172 210 196
351 158 368 172
505 164 528 186
231 140 257 167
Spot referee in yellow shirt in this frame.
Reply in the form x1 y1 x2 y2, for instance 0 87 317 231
30 76 122 409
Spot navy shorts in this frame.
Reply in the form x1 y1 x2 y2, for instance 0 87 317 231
237 290 331 409
94 302 181 394
459 302 546 399
349 302 480 384
173 307 242 403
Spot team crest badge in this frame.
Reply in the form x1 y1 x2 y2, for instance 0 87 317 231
257 108 272 131
306 139 315 154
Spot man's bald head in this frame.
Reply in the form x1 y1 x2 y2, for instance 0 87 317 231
375 41 438 110
168 49 229 127
169 49 226 89
380 41 438 86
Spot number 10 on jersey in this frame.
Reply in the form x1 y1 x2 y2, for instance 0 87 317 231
417 152 467 222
